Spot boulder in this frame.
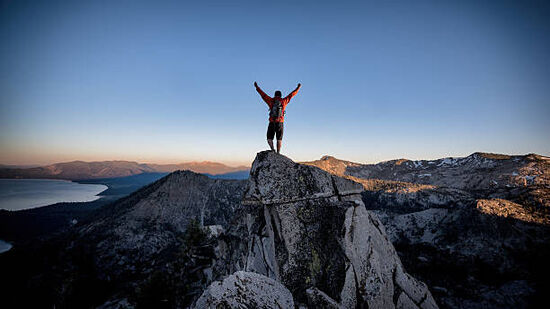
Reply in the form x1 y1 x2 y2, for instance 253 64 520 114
192 271 294 309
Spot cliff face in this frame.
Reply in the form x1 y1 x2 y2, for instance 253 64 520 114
201 151 437 308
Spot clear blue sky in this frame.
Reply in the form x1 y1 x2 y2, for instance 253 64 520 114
1 0 549 166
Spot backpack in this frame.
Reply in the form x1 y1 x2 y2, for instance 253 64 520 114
269 98 284 120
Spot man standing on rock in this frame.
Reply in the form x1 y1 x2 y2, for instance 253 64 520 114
254 82 301 153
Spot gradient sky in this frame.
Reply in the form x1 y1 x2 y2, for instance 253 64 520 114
1 0 549 166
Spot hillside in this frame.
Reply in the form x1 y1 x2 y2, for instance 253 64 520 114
0 160 249 180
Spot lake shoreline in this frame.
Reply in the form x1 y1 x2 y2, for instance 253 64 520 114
0 173 170 243
0 179 108 211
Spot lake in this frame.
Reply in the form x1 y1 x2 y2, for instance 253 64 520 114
0 179 108 211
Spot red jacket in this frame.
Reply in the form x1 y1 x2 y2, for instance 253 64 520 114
256 86 300 122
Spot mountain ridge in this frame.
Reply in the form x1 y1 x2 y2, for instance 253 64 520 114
304 151 550 217
0 159 249 180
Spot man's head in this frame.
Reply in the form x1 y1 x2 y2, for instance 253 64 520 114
274 90 282 98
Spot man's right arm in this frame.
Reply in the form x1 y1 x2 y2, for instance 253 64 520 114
254 82 272 105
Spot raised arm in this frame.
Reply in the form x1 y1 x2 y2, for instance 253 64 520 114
254 82 272 105
284 83 301 102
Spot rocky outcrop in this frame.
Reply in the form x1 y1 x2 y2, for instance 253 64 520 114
231 151 437 308
192 271 294 309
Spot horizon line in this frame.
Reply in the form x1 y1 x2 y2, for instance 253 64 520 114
2 151 548 169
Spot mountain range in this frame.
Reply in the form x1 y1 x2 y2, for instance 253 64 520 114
303 152 549 221
0 160 249 180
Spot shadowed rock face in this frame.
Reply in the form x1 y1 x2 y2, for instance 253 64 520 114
232 151 438 308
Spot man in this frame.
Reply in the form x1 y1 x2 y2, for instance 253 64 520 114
254 82 301 153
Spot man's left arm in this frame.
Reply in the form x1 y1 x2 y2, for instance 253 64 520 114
284 83 301 103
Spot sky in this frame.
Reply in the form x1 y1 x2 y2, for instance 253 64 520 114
1 0 549 166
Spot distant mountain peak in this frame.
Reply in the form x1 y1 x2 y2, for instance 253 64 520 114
320 155 336 161
469 152 513 160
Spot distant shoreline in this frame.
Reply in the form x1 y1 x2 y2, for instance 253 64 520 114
0 238 13 254
73 179 111 196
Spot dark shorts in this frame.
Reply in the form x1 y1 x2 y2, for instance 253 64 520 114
267 122 284 140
